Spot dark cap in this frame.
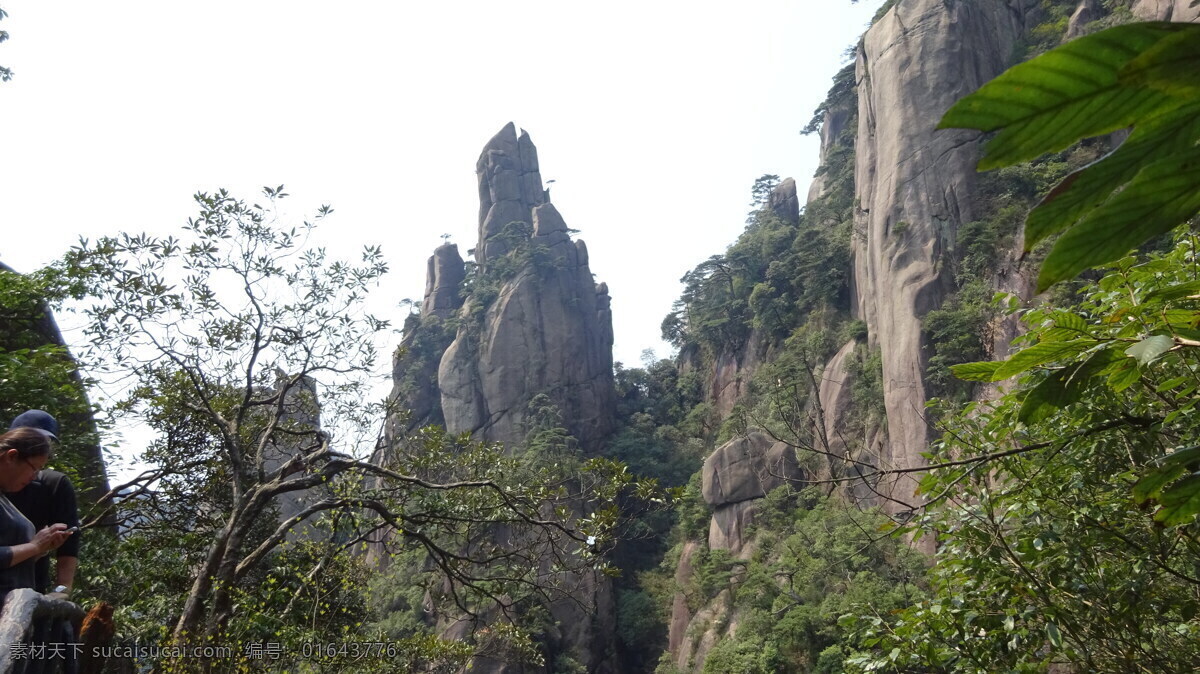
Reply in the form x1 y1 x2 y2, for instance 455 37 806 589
8 410 59 440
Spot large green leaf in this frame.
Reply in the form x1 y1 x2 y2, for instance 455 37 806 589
1018 364 1084 424
1039 310 1091 341
1144 279 1200 304
1154 473 1200 526
939 23 1186 170
992 340 1093 381
1037 145 1200 290
949 360 1004 382
1134 445 1200 503
1134 464 1189 504
1024 104 1200 250
1120 25 1200 96
1124 334 1175 365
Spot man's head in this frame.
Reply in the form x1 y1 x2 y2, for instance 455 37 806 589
9 409 60 441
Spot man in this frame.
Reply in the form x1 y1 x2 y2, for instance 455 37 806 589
6 410 81 598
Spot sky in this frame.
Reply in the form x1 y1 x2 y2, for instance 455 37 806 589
0 1 878 472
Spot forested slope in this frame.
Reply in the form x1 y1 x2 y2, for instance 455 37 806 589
613 1 1200 672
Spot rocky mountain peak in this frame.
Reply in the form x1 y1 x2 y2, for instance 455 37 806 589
439 126 616 454
475 122 549 264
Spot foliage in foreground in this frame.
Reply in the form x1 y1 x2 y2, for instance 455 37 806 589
941 21 1200 291
846 232 1200 673
60 188 652 671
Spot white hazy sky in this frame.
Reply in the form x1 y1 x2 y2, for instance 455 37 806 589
0 1 877 470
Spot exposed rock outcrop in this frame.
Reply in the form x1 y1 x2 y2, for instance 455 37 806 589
702 335 763 419
376 124 618 673
667 431 804 665
476 123 549 264
1066 0 1102 38
384 244 466 437
701 431 802 508
422 243 467 317
707 500 760 553
1132 0 1200 21
264 372 326 537
440 127 615 454
768 177 801 225
807 65 857 204
688 175 802 419
851 0 1028 517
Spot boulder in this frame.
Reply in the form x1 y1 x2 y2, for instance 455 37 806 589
768 177 800 225
1131 0 1200 21
708 500 760 553
701 431 803 507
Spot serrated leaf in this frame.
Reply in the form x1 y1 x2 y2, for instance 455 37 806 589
1106 361 1142 391
950 360 1005 382
993 340 1092 380
939 23 1186 170
1018 348 1114 424
1039 311 1093 342
1120 25 1200 96
1154 445 1200 469
1144 280 1200 304
1125 334 1175 365
1037 145 1200 291
1025 103 1200 250
1019 362 1091 424
1134 464 1189 503
1154 473 1200 526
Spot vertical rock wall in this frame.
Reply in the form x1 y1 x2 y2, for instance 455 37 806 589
378 124 618 672
385 243 466 438
439 123 616 454
851 0 1030 514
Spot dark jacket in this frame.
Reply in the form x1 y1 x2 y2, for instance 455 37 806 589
7 470 80 592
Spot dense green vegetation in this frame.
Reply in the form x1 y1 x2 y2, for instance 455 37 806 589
0 190 656 673
655 489 926 674
662 59 857 360
847 231 1200 673
5 5 1200 673
629 12 1200 674
0 264 102 495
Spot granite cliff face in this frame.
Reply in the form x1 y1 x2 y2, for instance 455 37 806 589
438 124 616 453
850 0 1032 515
378 124 617 672
668 0 1048 666
385 243 466 438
